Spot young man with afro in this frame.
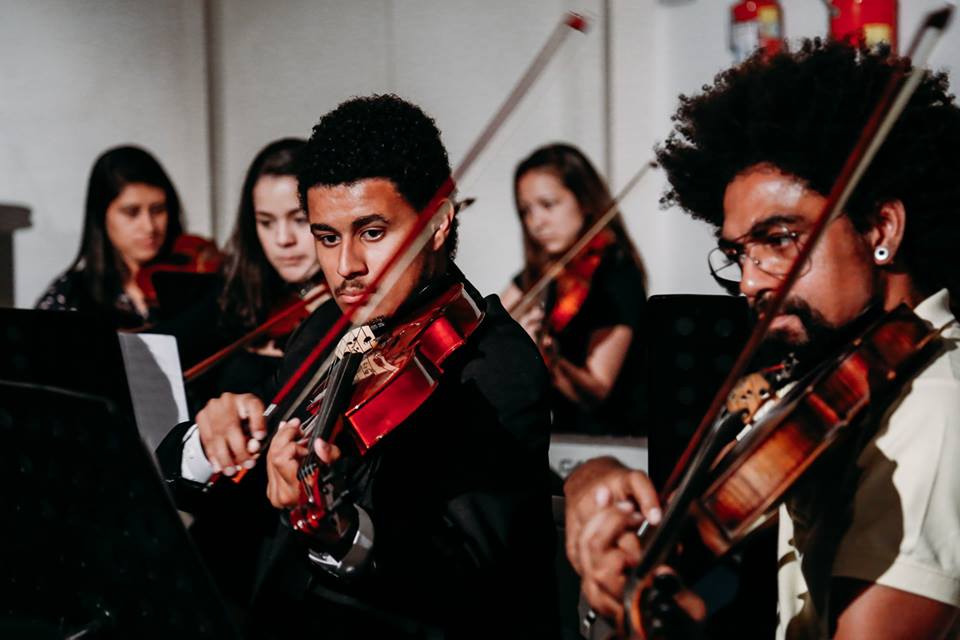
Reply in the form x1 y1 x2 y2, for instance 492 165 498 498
566 40 960 639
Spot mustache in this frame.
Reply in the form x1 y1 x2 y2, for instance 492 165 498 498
334 280 370 297
753 295 831 333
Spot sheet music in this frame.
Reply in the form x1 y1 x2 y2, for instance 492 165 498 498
117 332 189 455
548 435 648 479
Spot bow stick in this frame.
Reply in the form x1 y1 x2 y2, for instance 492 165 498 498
211 12 591 485
507 160 658 319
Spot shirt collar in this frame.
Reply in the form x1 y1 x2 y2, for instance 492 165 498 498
912 288 956 330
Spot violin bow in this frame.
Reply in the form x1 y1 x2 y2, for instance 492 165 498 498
627 3 955 601
257 12 591 427
508 160 658 319
182 284 332 383
209 12 591 488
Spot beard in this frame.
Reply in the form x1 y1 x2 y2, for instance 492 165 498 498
748 295 855 376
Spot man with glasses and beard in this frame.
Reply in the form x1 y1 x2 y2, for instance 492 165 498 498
565 40 960 638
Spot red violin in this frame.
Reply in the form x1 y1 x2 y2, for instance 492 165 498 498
136 233 223 310
546 228 615 335
182 282 331 383
288 282 484 535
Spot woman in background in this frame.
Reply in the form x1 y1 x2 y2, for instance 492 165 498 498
36 145 187 328
502 143 648 437
170 138 328 615
167 137 329 399
205 137 328 389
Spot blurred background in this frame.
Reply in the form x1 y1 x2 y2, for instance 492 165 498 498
2 0 958 308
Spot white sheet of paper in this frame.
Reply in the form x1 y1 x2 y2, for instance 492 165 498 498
117 332 188 454
548 435 648 479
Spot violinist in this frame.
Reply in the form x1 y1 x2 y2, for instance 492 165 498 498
159 138 329 609
35 145 187 329
567 41 960 639
157 95 558 639
217 137 325 354
501 143 648 437
169 138 328 400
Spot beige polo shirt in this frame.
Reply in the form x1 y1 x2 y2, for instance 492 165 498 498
776 289 960 640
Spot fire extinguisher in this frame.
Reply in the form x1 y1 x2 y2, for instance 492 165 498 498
730 1 784 63
827 0 898 53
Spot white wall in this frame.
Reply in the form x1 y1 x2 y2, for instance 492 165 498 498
610 0 960 296
5 0 959 306
209 0 607 297
0 0 211 307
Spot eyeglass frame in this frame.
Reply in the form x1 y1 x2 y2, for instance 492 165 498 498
707 223 810 295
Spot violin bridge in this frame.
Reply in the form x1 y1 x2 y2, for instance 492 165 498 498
335 325 379 359
726 373 772 422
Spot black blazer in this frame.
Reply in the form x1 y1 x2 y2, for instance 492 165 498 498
158 271 559 639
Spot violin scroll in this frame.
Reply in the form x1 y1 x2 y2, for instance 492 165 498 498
289 457 354 539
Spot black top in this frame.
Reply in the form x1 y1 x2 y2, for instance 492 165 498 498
149 274 330 414
515 244 648 436
35 268 151 329
157 268 559 639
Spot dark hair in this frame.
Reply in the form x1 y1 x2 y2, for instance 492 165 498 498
656 39 960 299
297 94 458 257
218 138 307 330
513 143 645 288
71 145 184 306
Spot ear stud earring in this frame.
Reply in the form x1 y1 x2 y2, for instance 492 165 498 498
874 246 890 263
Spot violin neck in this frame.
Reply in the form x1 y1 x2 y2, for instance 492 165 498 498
306 350 363 450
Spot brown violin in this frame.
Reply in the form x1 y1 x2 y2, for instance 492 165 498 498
622 304 944 636
609 7 955 638
546 228 615 336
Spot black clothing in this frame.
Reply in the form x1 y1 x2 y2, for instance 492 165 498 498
35 268 151 329
151 275 332 413
157 296 343 609
157 269 559 639
515 244 647 436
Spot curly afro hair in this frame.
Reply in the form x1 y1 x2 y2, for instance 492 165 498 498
657 39 960 298
298 94 457 257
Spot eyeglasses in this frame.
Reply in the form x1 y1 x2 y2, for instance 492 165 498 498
707 224 809 294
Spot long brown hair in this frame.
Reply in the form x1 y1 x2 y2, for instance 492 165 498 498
218 138 308 330
513 143 645 289
72 145 184 306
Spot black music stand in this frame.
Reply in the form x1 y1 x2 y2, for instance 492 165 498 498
645 294 750 490
645 294 776 639
0 380 241 639
0 308 134 416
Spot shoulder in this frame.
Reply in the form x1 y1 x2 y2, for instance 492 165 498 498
878 334 960 460
585 248 647 328
457 295 551 434
466 295 548 380
597 247 646 295
35 269 83 311
285 297 343 354
832 338 960 606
